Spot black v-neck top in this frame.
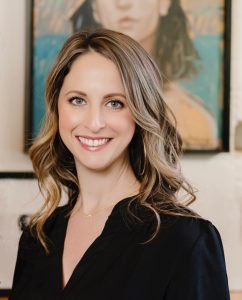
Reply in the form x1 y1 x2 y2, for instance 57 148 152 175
9 196 230 300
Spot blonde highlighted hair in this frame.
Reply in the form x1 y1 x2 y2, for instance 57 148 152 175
29 29 198 252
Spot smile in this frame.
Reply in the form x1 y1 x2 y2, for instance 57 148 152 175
78 136 111 147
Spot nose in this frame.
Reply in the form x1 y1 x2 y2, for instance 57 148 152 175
115 0 132 9
83 106 106 133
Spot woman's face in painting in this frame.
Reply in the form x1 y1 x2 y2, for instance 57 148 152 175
58 51 136 172
92 0 170 45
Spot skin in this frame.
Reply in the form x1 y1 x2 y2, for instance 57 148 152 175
92 0 170 54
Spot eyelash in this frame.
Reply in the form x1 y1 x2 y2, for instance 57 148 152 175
68 97 124 110
69 97 86 105
107 100 124 109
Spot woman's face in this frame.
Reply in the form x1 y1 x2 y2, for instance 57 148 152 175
58 51 136 172
92 0 170 44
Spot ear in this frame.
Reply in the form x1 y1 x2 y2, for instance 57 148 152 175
91 1 101 24
159 0 171 16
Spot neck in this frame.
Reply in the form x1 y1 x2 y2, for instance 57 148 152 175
74 157 140 214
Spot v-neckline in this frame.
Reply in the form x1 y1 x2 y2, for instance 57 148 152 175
59 195 138 293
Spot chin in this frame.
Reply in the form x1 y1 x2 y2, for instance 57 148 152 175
74 155 112 171
83 162 113 173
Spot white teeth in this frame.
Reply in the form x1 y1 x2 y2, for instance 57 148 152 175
78 137 110 147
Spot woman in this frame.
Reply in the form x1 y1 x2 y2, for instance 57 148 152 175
70 0 217 149
10 29 229 299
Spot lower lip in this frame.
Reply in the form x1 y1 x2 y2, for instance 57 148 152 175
77 138 112 152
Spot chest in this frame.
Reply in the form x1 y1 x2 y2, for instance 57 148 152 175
12 216 177 300
62 211 110 288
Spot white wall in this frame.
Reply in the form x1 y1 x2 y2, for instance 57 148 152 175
0 0 242 291
0 0 32 171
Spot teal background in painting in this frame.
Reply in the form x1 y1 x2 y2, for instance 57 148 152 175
33 35 68 136
179 35 223 137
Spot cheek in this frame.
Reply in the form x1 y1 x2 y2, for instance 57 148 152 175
58 105 79 132
110 112 136 139
124 119 136 138
58 109 69 134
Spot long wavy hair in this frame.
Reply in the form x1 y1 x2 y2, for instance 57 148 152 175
29 28 198 253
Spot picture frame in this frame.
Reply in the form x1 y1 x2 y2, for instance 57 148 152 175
24 0 231 152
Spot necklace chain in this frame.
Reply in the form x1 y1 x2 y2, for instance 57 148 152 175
76 199 121 218
75 192 139 218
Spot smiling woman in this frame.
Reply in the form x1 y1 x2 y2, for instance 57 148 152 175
9 29 230 299
57 51 136 172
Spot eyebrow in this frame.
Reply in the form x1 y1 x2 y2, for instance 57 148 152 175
64 90 126 99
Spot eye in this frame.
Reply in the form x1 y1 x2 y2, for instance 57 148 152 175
107 100 124 110
69 97 86 106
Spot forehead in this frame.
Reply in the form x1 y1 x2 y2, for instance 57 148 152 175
61 51 125 94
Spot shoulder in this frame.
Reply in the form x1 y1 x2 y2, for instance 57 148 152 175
162 214 215 238
149 214 225 262
18 204 70 256
160 216 230 297
126 198 219 249
124 198 221 249
158 214 221 247
141 213 227 277
24 203 69 236
43 203 70 233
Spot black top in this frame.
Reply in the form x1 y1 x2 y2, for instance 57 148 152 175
10 196 230 300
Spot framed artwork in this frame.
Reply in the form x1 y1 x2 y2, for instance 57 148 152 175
25 0 231 152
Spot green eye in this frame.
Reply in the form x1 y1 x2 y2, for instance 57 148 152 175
107 100 124 109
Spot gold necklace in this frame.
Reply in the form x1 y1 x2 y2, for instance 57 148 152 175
75 199 122 218
75 192 139 218
79 202 117 218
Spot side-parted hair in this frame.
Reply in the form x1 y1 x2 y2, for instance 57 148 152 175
29 28 198 252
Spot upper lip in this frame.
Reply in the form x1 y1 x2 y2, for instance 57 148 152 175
76 136 112 140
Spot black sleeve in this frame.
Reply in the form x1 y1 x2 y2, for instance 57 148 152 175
165 222 230 300
9 232 25 299
9 228 38 300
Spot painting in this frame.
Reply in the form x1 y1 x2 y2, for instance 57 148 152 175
25 0 231 151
